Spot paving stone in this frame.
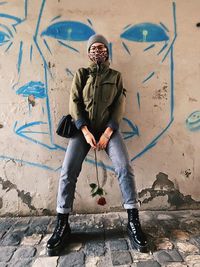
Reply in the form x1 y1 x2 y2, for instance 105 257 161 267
184 254 200 265
58 251 85 267
171 230 190 241
21 233 42 246
0 263 8 267
0 246 16 262
1 230 25 246
131 250 154 261
8 258 33 267
153 250 183 265
32 256 59 267
164 263 188 267
176 241 199 254
85 241 105 256
12 246 36 258
111 251 132 266
13 218 30 230
155 238 174 250
109 239 128 251
85 256 101 267
136 261 161 267
27 217 51 235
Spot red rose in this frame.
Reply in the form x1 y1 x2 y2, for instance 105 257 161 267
97 197 106 206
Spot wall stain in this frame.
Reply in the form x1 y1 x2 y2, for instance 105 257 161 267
0 124 3 128
0 198 2 209
28 95 35 107
153 84 168 100
139 172 200 209
184 169 192 178
0 177 36 211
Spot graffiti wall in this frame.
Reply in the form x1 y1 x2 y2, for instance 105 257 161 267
0 0 199 216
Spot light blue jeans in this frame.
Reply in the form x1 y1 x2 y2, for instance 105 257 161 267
57 130 139 214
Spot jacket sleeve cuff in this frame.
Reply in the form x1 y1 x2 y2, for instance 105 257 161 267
106 120 119 131
75 118 88 130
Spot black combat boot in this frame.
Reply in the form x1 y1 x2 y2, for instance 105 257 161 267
127 209 148 253
46 213 71 256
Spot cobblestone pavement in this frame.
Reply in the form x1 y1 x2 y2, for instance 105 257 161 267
0 210 200 267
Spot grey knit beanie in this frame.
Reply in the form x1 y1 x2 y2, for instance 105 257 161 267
87 34 109 52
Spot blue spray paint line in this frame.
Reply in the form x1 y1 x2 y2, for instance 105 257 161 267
42 106 45 115
24 0 28 19
122 41 131 55
43 39 52 54
0 13 22 23
122 117 139 139
14 121 47 133
15 130 57 150
162 2 177 63
30 44 33 61
34 0 46 38
33 36 52 78
65 68 74 77
5 41 13 52
44 64 54 146
142 71 155 83
87 18 93 26
137 92 140 109
159 22 169 32
17 41 23 74
41 21 95 41
51 15 61 22
121 23 169 42
131 118 174 162
157 42 168 55
0 2 7 5
0 41 9 46
0 155 60 171
16 81 46 98
21 131 49 134
58 40 79 53
0 23 13 38
85 158 115 172
144 44 155 51
108 42 112 61
123 24 132 30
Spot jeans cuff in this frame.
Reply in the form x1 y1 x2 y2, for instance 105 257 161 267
124 202 140 209
56 207 71 214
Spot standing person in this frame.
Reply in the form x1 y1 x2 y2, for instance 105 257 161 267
46 34 148 256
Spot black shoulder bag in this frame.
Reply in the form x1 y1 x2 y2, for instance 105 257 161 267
56 68 89 138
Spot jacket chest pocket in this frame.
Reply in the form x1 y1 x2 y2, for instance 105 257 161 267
100 81 116 103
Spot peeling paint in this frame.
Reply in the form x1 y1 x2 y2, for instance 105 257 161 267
0 177 36 211
139 172 200 209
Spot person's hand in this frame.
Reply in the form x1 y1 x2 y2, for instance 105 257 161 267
84 131 97 149
97 133 110 150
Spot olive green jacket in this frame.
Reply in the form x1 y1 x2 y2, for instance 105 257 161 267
69 60 126 133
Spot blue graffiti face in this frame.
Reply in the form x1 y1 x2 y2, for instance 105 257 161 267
0 0 176 171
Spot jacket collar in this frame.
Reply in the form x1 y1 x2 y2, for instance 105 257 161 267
88 60 110 74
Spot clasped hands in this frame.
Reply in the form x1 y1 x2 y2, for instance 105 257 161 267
81 126 113 150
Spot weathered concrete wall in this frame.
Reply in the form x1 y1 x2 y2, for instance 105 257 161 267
0 0 200 216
